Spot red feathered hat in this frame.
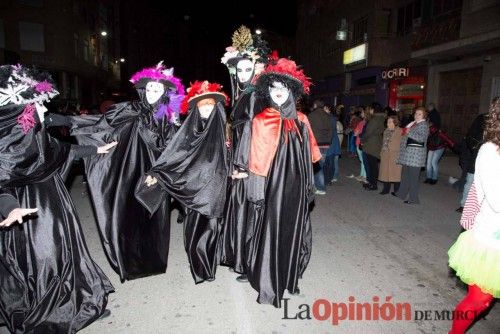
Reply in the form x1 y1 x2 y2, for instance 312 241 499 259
181 80 230 114
255 57 312 94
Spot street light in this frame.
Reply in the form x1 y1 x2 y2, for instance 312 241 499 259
255 29 262 35
120 58 125 63
100 31 108 37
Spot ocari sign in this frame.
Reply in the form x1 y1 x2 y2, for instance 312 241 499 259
382 68 410 80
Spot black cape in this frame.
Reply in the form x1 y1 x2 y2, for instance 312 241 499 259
136 101 229 283
220 88 261 273
137 101 229 218
244 98 314 307
0 105 113 333
70 100 176 281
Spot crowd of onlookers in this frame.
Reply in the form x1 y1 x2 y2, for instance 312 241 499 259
307 99 491 210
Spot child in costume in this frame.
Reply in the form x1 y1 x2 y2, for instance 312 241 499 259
447 99 500 334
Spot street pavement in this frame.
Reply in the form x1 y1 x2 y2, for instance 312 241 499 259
3 155 499 333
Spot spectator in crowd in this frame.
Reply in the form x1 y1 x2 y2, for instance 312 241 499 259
447 98 500 334
361 102 386 191
346 107 358 157
395 107 429 204
425 124 455 185
350 108 367 182
379 115 402 195
427 102 441 129
309 99 332 195
456 112 487 212
324 104 342 184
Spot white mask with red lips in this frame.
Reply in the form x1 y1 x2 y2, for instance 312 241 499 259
269 81 290 107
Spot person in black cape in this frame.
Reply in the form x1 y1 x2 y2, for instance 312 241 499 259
0 64 114 333
219 25 270 281
239 57 322 307
135 80 230 284
46 62 186 281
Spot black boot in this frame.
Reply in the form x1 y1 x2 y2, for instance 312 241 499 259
98 309 111 321
236 274 248 282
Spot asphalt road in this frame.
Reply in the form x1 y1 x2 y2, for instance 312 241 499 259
3 155 499 333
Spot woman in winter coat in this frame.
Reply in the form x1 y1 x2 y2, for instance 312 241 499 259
379 115 402 195
395 107 429 204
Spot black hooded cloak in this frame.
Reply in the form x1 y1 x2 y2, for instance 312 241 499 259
0 104 113 333
135 100 229 283
67 86 178 281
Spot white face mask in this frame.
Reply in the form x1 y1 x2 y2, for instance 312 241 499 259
269 81 290 106
35 102 48 122
145 81 165 104
236 59 254 84
198 103 215 119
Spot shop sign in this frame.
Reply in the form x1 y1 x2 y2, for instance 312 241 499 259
343 44 367 65
382 67 410 80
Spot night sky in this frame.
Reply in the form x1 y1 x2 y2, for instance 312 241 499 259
120 0 297 93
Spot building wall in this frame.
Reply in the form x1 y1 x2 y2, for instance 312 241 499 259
426 52 500 115
461 0 500 37
0 0 121 107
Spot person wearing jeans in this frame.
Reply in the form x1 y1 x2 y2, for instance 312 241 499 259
313 147 329 193
426 147 445 180
308 100 333 195
425 124 454 184
325 106 342 184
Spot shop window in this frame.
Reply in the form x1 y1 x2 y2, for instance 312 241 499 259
19 22 44 52
356 76 376 86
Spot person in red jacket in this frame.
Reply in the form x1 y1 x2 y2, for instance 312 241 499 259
425 124 455 184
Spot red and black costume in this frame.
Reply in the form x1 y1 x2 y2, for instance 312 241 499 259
240 58 321 307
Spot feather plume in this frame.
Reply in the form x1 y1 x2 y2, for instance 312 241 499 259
232 26 253 52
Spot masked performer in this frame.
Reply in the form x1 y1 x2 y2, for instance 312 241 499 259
49 62 185 281
0 65 114 333
241 58 321 307
136 81 229 283
219 26 270 281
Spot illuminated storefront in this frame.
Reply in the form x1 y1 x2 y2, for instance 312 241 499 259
383 66 427 113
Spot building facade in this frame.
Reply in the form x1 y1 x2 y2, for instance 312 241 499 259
297 0 428 110
297 0 500 140
0 0 122 108
411 0 500 140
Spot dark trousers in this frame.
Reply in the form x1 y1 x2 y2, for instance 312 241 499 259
396 165 421 203
365 153 380 188
381 182 400 194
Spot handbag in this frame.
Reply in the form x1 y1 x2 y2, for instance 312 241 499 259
460 181 482 230
406 137 425 148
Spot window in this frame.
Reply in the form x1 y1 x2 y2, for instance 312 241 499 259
74 33 79 58
83 39 89 62
0 20 4 48
19 22 44 52
397 0 422 35
18 0 42 7
432 0 462 17
352 17 368 45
